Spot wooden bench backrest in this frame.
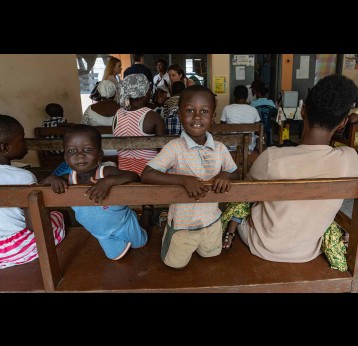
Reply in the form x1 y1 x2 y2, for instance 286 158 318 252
33 126 114 168
331 122 358 149
26 133 250 179
210 123 264 154
1 178 358 292
34 126 113 137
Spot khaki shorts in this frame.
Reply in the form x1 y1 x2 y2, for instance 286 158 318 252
161 218 222 269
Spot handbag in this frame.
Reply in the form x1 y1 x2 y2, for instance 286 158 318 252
89 81 101 101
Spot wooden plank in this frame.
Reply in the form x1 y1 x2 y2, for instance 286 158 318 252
348 198 358 292
25 134 246 150
34 126 112 136
55 227 351 293
335 210 351 234
210 123 262 133
3 178 358 207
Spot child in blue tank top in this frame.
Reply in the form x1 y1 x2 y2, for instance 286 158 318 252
42 124 150 260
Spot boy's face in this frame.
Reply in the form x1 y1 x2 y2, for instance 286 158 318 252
179 90 215 144
5 126 28 160
64 132 103 174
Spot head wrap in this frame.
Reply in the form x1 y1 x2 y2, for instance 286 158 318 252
97 80 116 98
119 73 150 110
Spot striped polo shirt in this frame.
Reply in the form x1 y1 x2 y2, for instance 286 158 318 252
147 130 237 230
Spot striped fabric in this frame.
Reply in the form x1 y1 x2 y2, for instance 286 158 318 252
147 131 238 230
0 211 65 269
113 107 157 175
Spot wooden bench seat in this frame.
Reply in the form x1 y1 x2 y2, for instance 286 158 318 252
3 223 347 293
52 225 350 293
0 226 90 292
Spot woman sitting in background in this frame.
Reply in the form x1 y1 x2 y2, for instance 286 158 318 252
167 64 195 95
82 80 120 126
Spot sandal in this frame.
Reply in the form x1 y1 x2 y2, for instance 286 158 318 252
222 231 236 249
142 205 158 226
159 211 168 231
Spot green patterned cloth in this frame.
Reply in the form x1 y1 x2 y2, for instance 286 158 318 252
221 202 348 271
221 202 251 232
321 221 348 272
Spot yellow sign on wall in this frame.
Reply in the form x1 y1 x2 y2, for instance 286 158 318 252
213 75 227 94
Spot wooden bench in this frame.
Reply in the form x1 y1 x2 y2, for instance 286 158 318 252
1 178 358 292
330 122 358 150
25 133 251 179
210 123 264 166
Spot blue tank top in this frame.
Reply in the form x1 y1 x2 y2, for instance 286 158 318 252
69 165 142 242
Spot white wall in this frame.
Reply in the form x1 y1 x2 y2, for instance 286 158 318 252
0 54 82 166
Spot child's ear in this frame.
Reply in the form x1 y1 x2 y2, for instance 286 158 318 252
0 143 9 154
337 117 349 130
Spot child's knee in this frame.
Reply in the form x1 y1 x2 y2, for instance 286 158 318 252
162 255 191 269
161 231 195 269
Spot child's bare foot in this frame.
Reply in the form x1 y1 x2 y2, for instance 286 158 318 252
222 232 236 249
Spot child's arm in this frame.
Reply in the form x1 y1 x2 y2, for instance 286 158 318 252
85 166 140 204
41 175 69 194
141 166 208 201
212 170 240 193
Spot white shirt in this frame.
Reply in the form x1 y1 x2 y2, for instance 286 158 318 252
0 165 37 235
82 106 114 126
153 72 170 95
221 104 261 151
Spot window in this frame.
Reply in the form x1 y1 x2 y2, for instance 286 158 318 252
77 54 111 113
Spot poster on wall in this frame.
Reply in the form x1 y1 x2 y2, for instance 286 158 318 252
344 54 356 70
236 66 245 80
213 75 226 94
296 56 310 79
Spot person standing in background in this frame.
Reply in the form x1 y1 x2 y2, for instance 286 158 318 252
153 59 170 96
103 56 122 103
103 56 122 86
123 54 153 88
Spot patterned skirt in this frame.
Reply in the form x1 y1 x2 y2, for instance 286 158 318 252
221 202 348 271
0 211 65 269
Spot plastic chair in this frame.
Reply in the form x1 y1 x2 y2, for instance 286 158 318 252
255 105 277 146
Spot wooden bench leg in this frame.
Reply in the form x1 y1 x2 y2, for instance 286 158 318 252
347 198 358 292
29 190 62 292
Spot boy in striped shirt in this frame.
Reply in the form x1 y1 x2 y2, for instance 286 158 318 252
142 85 240 269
